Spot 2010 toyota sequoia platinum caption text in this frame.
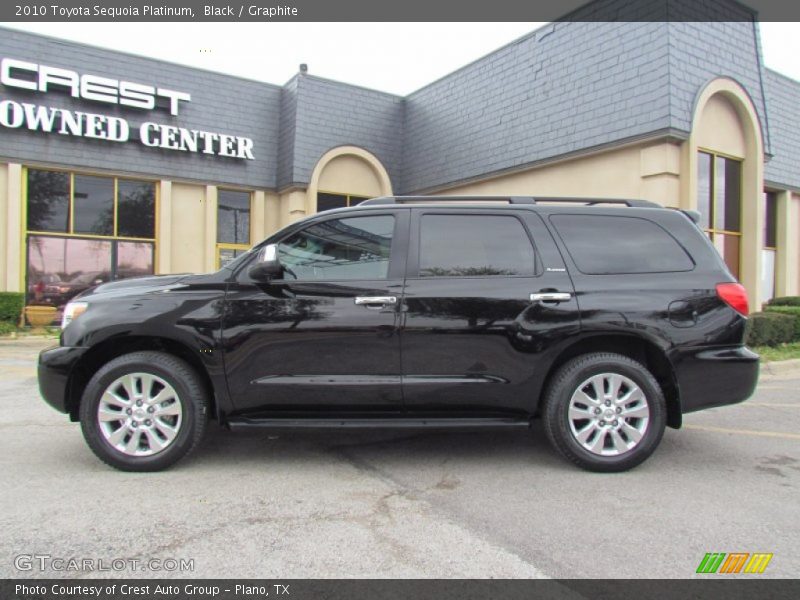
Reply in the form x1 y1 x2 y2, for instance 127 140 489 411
38 196 760 472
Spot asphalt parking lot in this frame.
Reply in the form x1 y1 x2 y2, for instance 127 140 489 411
1 338 798 579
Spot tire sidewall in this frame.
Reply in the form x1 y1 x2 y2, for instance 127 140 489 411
79 353 203 471
548 355 666 472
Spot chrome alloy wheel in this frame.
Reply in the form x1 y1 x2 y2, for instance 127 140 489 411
97 372 183 457
567 372 650 457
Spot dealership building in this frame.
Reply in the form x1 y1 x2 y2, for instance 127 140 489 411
1 1 799 314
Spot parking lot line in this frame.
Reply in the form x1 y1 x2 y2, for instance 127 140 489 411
684 424 800 440
739 402 799 408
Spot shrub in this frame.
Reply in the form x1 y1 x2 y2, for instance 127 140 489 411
764 305 800 341
746 311 796 346
767 296 800 307
0 292 25 323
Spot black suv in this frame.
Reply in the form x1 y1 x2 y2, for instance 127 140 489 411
38 196 759 472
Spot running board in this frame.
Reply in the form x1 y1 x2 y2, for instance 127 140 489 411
227 417 531 429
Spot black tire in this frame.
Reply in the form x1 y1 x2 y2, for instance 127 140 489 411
542 352 666 472
79 351 208 472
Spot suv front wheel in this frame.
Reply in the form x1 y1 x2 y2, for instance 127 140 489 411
79 351 208 472
542 352 666 472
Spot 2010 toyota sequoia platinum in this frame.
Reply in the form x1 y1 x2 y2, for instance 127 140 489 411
38 196 760 472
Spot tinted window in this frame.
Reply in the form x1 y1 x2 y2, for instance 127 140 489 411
73 175 114 236
27 170 69 233
764 191 777 249
551 215 694 274
317 193 348 211
419 215 535 277
117 180 155 238
116 241 155 279
278 215 394 280
317 193 369 211
217 190 250 244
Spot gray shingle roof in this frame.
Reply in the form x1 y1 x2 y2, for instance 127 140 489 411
666 21 771 155
284 75 404 191
764 69 800 190
2 10 798 195
400 18 771 193
0 28 282 189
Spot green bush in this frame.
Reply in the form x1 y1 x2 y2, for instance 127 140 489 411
746 312 796 346
0 292 24 323
767 296 800 307
764 305 800 340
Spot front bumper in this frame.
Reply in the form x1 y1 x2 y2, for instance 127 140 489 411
38 345 88 414
675 345 760 414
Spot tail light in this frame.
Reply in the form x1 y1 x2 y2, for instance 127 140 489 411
716 283 749 316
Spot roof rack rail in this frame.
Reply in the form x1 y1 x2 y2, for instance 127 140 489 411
533 197 660 208
360 196 660 208
360 195 536 206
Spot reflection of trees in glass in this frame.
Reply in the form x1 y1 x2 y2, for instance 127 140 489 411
278 217 393 279
27 170 69 232
420 266 515 277
87 201 114 236
118 182 155 238
73 175 114 236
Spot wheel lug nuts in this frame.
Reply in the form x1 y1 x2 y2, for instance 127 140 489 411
145 419 151 426
136 400 143 407
612 420 619 426
131 421 138 428
599 420 606 426
147 406 155 413
594 408 602 415
605 401 611 406
126 408 132 415
616 407 622 413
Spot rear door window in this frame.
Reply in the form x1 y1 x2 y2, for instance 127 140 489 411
550 214 694 274
418 214 535 277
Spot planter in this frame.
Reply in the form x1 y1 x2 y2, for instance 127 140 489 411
24 305 58 330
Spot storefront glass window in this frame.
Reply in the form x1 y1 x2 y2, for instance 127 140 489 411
218 190 251 245
116 241 155 279
216 190 252 269
73 175 114 236
27 170 70 233
317 192 369 212
118 180 156 239
27 236 113 307
762 191 778 302
697 151 742 278
25 168 157 323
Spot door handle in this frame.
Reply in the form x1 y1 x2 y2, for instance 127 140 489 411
530 292 572 303
354 296 398 308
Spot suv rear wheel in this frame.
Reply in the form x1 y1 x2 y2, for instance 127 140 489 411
79 351 208 472
542 352 666 472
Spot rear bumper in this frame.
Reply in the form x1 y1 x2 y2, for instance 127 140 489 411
38 344 87 414
675 345 759 414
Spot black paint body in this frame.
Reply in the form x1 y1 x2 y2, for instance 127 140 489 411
38 203 759 427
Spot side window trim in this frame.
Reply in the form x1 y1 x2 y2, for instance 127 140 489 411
406 209 541 279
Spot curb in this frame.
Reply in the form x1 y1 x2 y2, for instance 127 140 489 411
760 358 800 379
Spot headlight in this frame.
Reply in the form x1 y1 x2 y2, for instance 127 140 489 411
61 301 89 329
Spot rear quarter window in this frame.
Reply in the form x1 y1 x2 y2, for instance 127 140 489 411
550 214 694 275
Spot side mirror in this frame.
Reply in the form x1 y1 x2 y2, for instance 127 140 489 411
248 244 282 281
